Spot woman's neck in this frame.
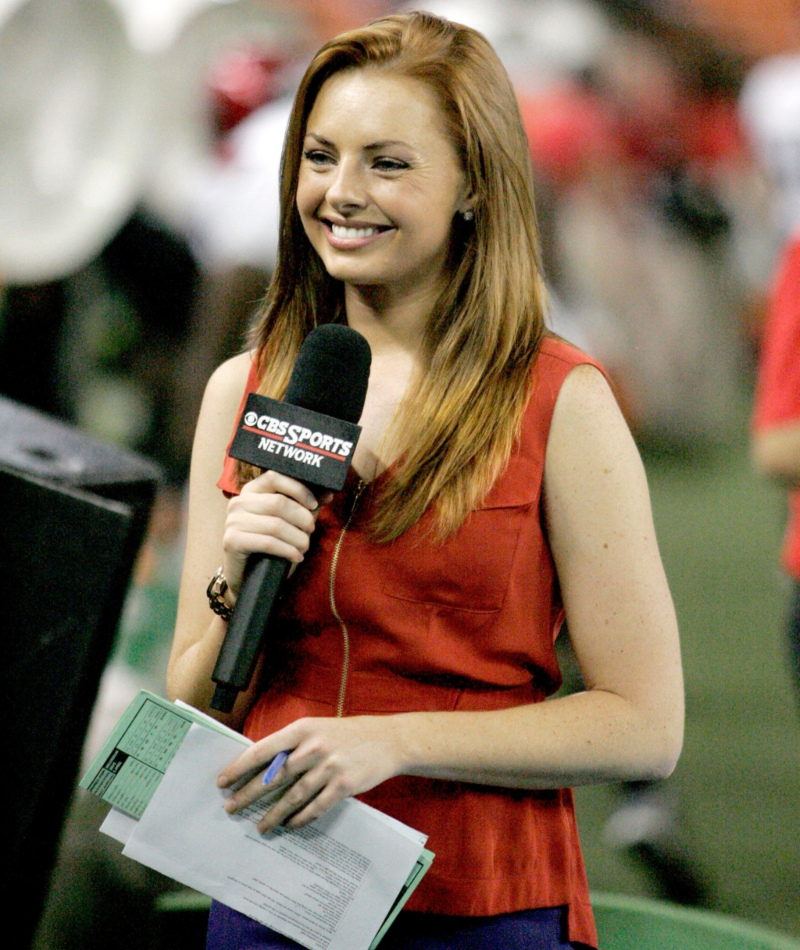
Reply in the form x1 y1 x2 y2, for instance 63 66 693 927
343 283 435 482
343 281 438 359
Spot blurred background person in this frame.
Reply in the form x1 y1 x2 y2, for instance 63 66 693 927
739 34 800 706
751 232 800 709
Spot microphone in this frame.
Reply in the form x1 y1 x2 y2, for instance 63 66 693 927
210 324 372 712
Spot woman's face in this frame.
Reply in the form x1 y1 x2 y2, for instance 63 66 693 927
296 68 469 300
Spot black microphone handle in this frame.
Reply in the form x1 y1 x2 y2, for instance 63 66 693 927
211 552 290 712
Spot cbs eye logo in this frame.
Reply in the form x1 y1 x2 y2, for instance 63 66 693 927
244 411 259 426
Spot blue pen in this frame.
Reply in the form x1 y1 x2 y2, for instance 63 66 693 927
262 750 290 785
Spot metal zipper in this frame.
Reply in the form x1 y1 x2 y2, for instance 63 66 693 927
329 479 367 717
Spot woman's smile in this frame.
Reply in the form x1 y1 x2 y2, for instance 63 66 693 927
323 218 396 249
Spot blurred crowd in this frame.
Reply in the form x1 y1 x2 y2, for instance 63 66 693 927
2 1 800 948
2 0 798 483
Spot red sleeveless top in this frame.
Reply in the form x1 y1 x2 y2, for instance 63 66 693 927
218 337 603 948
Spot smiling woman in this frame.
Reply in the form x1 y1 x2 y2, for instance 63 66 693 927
296 69 471 300
167 11 683 950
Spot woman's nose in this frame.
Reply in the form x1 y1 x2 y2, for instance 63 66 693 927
325 158 367 211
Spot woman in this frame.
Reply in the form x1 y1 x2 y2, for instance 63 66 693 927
168 12 683 949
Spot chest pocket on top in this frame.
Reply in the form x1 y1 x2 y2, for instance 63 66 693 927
378 456 541 613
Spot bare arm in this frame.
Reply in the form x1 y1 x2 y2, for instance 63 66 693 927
752 421 800 487
219 364 684 830
167 352 320 729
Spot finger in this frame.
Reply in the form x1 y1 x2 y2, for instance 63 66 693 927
223 768 293 814
256 771 328 834
230 491 318 536
245 470 318 511
283 783 349 829
223 504 316 569
229 522 313 563
218 738 290 789
224 740 313 810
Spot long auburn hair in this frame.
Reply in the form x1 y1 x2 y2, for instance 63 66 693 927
238 10 548 541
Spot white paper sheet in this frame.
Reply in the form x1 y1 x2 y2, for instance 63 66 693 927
100 806 138 845
123 724 425 950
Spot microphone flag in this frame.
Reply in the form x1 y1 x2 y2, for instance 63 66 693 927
228 394 361 491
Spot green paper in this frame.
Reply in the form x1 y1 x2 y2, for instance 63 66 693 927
79 690 247 819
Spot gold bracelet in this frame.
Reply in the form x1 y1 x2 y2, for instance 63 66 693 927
206 566 234 622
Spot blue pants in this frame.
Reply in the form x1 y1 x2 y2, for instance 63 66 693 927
206 901 583 949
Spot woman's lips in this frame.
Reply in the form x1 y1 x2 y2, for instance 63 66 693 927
322 219 394 249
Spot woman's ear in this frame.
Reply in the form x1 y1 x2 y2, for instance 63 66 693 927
458 184 477 221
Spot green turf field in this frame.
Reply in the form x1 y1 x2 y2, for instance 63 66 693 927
575 411 800 939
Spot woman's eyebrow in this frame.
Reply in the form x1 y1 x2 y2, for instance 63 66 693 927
304 133 334 146
304 133 413 152
364 140 412 151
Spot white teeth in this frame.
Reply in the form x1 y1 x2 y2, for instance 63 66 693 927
331 224 379 239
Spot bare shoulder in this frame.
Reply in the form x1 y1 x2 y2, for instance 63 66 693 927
192 351 254 449
210 349 254 385
544 362 651 542
546 362 643 477
204 350 254 413
550 363 629 442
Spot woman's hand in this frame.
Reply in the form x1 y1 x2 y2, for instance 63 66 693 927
222 471 330 596
217 716 406 833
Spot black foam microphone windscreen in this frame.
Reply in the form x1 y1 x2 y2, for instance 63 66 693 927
285 323 372 422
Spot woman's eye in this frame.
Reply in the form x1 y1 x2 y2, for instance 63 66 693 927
373 157 408 172
303 149 335 166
